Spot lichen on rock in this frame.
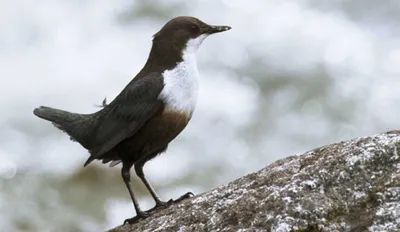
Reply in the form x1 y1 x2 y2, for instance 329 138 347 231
107 130 400 232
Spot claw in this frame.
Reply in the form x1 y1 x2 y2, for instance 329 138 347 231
169 192 194 204
123 210 150 225
175 191 194 202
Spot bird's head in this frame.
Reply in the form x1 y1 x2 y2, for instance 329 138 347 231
153 16 231 53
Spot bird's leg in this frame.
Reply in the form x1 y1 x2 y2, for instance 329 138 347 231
135 163 167 207
135 162 195 213
121 163 150 224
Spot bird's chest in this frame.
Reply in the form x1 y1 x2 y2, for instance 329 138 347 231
159 58 199 115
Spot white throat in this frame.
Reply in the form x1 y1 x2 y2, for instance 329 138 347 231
159 34 208 115
184 34 209 53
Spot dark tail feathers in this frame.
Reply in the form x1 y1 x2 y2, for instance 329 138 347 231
33 106 81 125
33 106 92 148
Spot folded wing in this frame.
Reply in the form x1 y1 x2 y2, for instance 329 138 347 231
85 73 164 166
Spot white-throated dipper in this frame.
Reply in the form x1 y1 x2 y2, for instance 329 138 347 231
33 16 231 224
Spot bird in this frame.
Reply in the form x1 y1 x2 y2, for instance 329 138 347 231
33 16 231 224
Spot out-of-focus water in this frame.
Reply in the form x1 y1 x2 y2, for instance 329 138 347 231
1 0 400 231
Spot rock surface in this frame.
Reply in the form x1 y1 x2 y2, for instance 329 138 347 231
107 131 400 232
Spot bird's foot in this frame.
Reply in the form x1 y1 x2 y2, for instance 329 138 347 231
161 192 195 207
123 210 150 225
146 192 195 214
142 200 170 215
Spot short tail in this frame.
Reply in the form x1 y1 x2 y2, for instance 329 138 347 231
33 106 92 148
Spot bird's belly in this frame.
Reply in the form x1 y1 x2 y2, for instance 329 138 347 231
137 110 191 145
113 110 191 162
103 110 191 163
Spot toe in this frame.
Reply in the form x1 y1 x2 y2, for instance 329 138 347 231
123 211 150 224
173 192 194 203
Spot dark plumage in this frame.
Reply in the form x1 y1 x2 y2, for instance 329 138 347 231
33 16 231 224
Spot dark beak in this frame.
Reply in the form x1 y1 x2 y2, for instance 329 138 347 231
204 25 231 34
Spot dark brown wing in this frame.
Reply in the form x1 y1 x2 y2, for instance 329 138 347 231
84 72 164 166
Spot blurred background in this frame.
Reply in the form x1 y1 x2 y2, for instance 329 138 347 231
1 0 400 231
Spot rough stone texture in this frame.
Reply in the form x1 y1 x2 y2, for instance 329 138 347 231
107 131 400 232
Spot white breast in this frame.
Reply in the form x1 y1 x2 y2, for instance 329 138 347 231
159 35 208 115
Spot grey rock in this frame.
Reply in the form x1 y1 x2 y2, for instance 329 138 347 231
107 130 400 232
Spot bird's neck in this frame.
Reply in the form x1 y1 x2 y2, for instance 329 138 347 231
137 35 206 78
140 41 185 75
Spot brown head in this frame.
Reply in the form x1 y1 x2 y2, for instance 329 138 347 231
142 16 231 73
153 16 231 42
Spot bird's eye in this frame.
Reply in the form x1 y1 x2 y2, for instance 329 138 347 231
190 25 200 34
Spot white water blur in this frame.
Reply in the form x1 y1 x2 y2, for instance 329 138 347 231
1 0 400 231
